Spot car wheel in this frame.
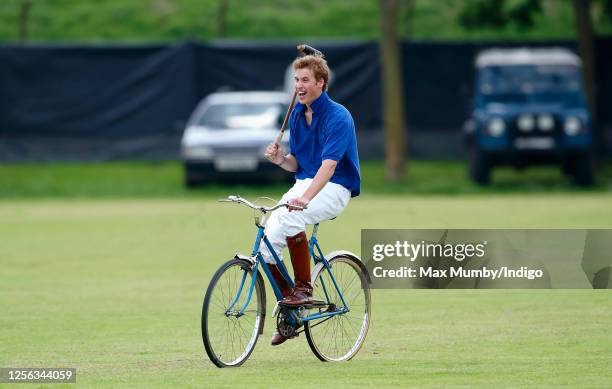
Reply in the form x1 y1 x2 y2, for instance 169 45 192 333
469 149 491 185
561 160 574 177
571 153 595 187
185 175 200 188
184 166 201 188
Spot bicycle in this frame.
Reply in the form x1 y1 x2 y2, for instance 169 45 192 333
201 195 371 368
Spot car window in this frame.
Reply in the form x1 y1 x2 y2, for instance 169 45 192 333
195 103 284 129
478 65 584 105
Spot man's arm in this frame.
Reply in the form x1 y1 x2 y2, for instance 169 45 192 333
277 153 298 172
288 159 337 209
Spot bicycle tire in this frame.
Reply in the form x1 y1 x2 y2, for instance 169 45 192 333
201 258 266 368
305 254 371 362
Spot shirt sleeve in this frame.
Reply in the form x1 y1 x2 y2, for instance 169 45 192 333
321 110 351 161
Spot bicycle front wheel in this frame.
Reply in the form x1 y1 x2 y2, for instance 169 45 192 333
201 258 266 368
305 254 371 362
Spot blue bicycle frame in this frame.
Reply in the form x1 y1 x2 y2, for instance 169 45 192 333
227 223 349 323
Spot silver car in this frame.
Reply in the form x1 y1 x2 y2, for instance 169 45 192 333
180 91 292 186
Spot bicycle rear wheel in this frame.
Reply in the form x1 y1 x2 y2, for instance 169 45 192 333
305 254 371 362
201 258 266 368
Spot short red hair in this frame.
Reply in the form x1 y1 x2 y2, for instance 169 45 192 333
293 55 330 91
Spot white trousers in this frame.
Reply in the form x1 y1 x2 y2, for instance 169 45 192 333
260 179 351 264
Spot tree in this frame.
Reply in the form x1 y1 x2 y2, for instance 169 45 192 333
379 0 408 181
458 0 542 30
18 0 31 43
573 0 597 120
217 0 230 38
458 0 509 29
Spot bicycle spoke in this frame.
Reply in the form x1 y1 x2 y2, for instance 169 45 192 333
203 260 263 367
305 256 370 362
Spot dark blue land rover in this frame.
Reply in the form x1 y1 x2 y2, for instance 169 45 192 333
464 48 594 186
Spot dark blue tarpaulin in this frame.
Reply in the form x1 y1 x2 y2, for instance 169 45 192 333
0 39 610 160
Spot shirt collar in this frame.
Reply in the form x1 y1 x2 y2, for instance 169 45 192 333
310 91 331 114
294 91 331 115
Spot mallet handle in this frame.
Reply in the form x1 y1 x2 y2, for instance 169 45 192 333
274 89 297 145
273 44 323 146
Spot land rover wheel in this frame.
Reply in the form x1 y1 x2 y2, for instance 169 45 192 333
571 153 594 187
469 149 491 185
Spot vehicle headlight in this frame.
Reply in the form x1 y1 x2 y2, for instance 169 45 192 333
183 146 213 159
517 114 535 132
564 117 581 136
487 118 505 137
537 114 554 132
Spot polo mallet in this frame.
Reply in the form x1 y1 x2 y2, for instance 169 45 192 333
273 44 324 146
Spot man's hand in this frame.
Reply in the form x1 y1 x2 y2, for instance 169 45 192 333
288 196 309 212
264 143 284 165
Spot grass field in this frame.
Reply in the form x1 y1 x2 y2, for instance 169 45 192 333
1 160 612 198
1 192 611 387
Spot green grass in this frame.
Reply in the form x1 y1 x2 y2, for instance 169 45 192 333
1 162 611 386
1 196 611 387
0 160 611 199
0 0 610 43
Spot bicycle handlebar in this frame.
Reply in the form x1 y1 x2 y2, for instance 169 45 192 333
219 195 304 213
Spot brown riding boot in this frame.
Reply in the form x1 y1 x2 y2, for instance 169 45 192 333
268 263 292 298
280 231 314 307
270 331 288 346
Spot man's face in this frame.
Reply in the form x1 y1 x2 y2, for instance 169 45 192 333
295 67 324 106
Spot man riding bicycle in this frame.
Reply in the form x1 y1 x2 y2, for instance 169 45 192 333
263 54 361 346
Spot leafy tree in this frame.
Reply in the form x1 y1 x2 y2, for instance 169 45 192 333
459 0 542 29
508 0 542 28
459 0 508 29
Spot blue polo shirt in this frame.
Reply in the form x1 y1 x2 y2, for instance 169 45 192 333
289 92 361 197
